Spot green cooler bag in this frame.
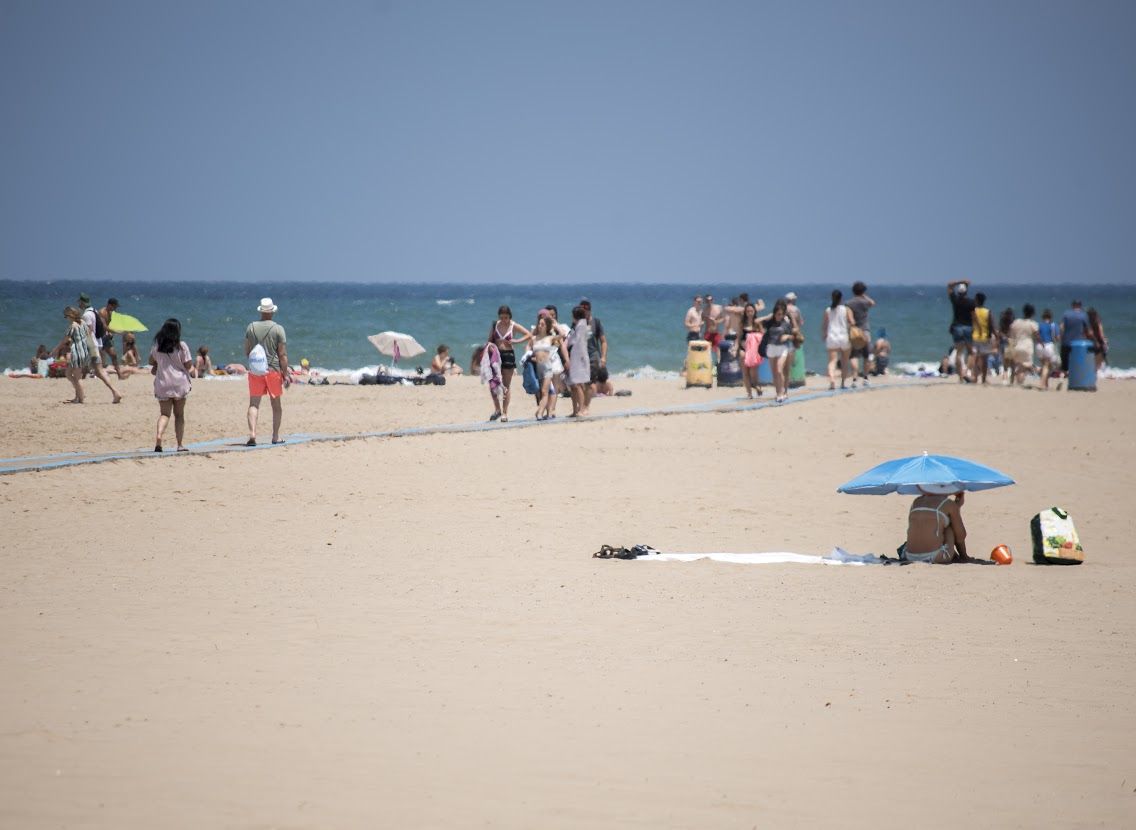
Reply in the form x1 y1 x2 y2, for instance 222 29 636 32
1031 507 1085 565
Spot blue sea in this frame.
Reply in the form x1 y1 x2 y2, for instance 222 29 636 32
3 280 1134 377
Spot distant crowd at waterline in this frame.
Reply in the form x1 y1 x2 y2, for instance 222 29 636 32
27 280 1114 449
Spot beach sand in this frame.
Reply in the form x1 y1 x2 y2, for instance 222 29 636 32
1 372 1134 828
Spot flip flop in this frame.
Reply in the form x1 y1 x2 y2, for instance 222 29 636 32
272 439 285 445
245 438 257 447
176 447 189 452
154 444 163 453
489 413 501 421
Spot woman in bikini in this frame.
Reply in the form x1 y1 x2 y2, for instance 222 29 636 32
529 312 568 420
486 305 531 422
903 486 970 564
732 303 764 399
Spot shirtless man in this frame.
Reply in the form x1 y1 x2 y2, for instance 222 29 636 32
903 488 971 564
722 293 763 340
702 295 725 360
684 295 704 342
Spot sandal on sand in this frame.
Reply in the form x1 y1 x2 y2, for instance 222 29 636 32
272 439 285 445
489 412 501 421
177 446 189 452
245 438 257 447
154 444 163 453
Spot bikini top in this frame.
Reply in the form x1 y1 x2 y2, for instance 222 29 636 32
492 321 514 346
910 496 952 539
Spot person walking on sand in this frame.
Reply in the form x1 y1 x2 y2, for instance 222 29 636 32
734 302 764 399
1058 299 1090 375
946 279 975 382
1008 304 1040 386
581 297 608 394
566 305 592 416
97 297 123 379
970 292 995 384
56 306 93 403
486 305 531 422
845 282 875 386
822 289 854 390
530 312 568 420
150 318 193 452
757 299 798 403
244 297 291 446
1037 309 1058 389
1087 307 1109 372
77 293 123 402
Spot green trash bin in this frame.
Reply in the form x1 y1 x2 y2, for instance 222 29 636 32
789 347 806 388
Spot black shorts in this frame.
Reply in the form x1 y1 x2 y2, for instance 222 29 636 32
590 360 609 384
499 349 516 370
101 335 116 351
851 345 869 360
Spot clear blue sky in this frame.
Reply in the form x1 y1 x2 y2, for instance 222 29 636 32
2 0 1134 284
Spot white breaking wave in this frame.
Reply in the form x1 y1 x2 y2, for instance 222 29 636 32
436 298 475 306
618 365 681 381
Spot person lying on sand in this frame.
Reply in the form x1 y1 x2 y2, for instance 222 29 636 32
901 486 973 564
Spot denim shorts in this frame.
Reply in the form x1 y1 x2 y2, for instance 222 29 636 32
951 324 973 344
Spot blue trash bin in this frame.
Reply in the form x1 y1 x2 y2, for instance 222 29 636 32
717 338 743 387
1067 339 1097 391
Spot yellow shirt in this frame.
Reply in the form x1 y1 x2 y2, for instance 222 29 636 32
972 307 992 342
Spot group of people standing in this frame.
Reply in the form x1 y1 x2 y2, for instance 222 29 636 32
685 284 880 402
479 298 607 421
945 280 1108 389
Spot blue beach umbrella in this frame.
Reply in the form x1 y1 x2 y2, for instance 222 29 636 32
837 452 1014 496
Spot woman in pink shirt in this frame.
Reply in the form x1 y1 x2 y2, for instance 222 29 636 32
149 318 193 452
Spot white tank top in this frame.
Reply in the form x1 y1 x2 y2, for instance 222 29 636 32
828 305 849 339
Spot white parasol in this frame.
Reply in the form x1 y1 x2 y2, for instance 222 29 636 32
367 331 426 365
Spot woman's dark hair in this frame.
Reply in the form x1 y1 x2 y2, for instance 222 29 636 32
772 298 788 318
533 316 551 337
1022 303 1035 319
1087 307 1102 335
154 318 181 354
741 303 757 328
572 305 587 321
197 345 208 356
830 289 843 308
999 308 1014 334
497 305 512 318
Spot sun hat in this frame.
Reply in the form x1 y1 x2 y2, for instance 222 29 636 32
257 297 278 313
78 293 90 306
785 291 798 302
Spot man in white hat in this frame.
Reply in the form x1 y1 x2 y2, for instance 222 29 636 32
243 297 290 446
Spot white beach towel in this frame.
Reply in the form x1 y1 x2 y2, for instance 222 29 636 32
633 547 884 566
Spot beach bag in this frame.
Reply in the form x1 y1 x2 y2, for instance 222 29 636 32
521 356 539 394
1031 507 1085 565
849 325 868 350
247 343 269 376
744 332 762 368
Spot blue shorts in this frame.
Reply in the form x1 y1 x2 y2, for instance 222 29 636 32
951 324 973 344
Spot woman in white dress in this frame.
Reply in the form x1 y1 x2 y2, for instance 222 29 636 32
822 289 855 390
565 305 592 417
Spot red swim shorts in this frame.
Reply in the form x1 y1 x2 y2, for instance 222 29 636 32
248 371 284 398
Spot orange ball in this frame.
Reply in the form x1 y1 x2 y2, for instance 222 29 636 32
990 544 1013 565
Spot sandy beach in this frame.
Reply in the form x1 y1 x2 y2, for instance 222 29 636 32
1 372 1134 828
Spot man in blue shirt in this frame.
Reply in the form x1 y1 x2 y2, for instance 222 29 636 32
1059 299 1090 373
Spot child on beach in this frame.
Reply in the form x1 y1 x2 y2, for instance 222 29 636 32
149 318 193 452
